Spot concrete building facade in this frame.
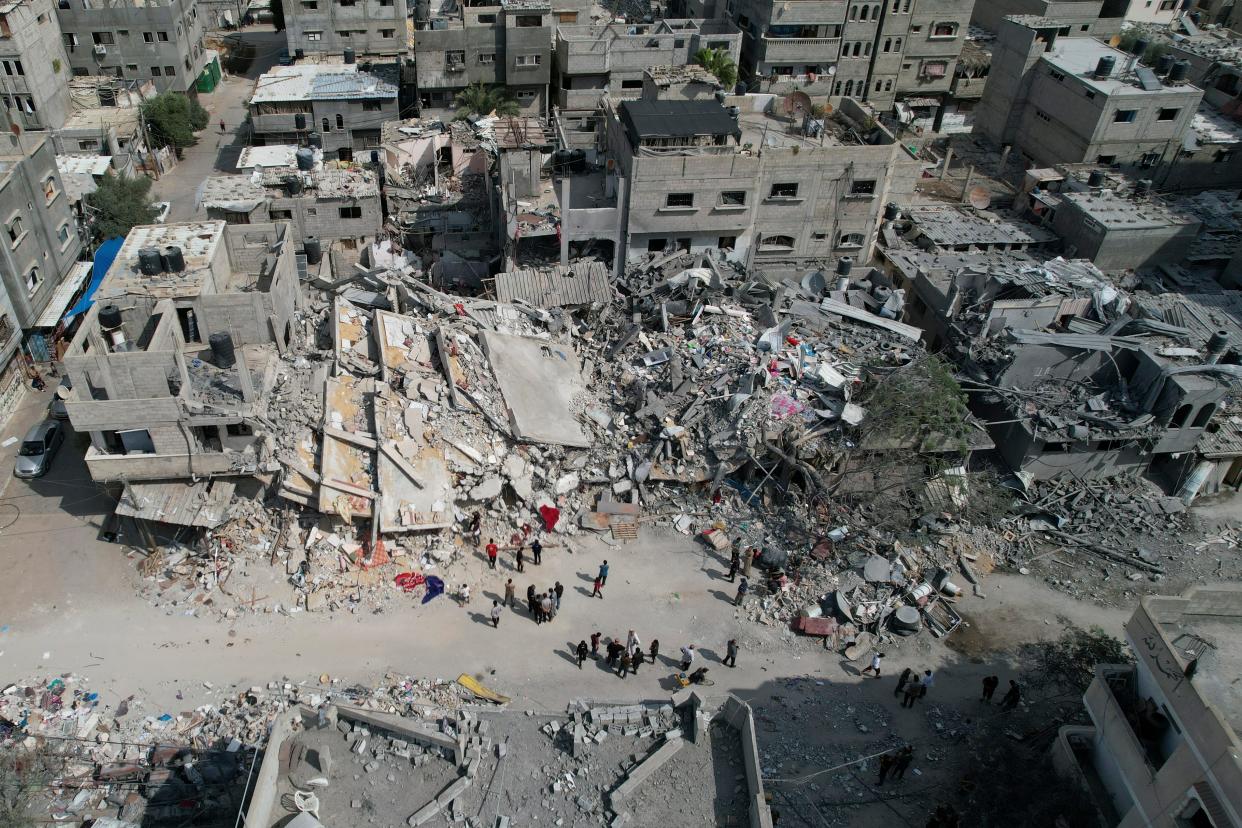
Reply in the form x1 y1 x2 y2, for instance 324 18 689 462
282 0 409 58
413 0 552 117
56 0 210 94
971 0 1123 37
0 0 75 134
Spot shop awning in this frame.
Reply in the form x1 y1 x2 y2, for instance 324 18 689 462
32 261 92 328
63 236 123 324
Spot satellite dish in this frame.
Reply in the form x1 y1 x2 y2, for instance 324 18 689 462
9 123 19 136
783 90 814 115
827 65 837 75
968 187 992 210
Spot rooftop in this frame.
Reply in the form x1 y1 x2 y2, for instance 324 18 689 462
249 64 398 104
1188 104 1242 148
236 144 300 170
643 64 721 89
1043 37 1200 97
620 98 740 142
98 221 226 301
59 105 140 134
56 154 111 177
201 167 380 207
1060 189 1199 230
906 205 1058 247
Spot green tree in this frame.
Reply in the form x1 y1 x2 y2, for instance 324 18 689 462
453 83 520 120
85 173 159 241
860 354 973 452
141 92 210 151
694 48 738 90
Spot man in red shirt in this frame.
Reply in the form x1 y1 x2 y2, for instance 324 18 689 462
485 539 498 569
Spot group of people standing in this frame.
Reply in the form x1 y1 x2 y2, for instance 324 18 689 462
576 629 653 678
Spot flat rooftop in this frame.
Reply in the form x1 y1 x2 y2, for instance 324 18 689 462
97 221 227 301
1189 104 1242 147
250 64 398 104
1060 190 1198 230
56 154 111 177
60 105 140 133
203 167 380 205
620 98 739 142
907 205 1058 247
1043 37 1201 97
237 144 299 170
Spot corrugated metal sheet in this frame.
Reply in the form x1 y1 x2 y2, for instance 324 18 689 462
494 261 612 308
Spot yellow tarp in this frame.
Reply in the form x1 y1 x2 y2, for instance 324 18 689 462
456 673 510 704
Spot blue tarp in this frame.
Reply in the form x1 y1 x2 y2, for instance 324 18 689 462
63 237 123 323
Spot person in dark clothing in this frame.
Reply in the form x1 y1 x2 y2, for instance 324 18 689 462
591 576 603 598
894 667 914 698
981 675 1000 703
606 639 623 667
727 549 740 582
892 746 914 781
631 648 643 674
649 640 659 664
902 677 921 708
554 581 564 610
618 649 632 678
575 640 588 668
1000 680 1022 711
531 538 542 565
467 512 481 543
877 752 896 785
590 631 602 659
526 584 537 617
724 638 738 668
515 547 525 573
735 577 749 606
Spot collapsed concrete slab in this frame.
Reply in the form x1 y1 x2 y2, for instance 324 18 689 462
478 330 592 448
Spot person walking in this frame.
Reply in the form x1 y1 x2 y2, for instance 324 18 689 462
504 579 515 608
219 119 226 133
626 630 641 655
515 546 525 573
862 652 885 678
597 560 609 586
1000 680 1022 711
489 600 502 628
485 539 498 570
877 752 896 785
727 548 740 582
981 675 999 703
631 647 643 675
894 667 914 698
649 640 659 664
735 576 749 606
467 512 482 544
919 670 935 702
591 575 604 599
540 593 553 623
902 675 922 708
724 638 738 668
532 538 543 565
554 581 564 610
619 649 632 679
892 746 914 781
575 640 588 668
680 644 696 672
590 631 602 659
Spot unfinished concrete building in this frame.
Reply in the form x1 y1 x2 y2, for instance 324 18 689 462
1055 585 1242 828
601 91 918 267
248 62 400 159
977 18 1205 169
1050 187 1201 269
200 165 382 246
61 220 300 485
282 0 409 59
0 0 75 136
412 0 552 117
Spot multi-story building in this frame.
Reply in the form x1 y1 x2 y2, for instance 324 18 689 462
1100 0 1184 24
413 0 552 116
971 0 1123 38
282 0 409 58
1056 585 1242 828
694 0 976 126
56 0 210 94
976 17 1203 170
0 0 75 134
248 61 400 158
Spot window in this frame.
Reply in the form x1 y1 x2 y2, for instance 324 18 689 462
306 208 317 216
884 78 892 91
477 12 495 22
860 4 868 19
647 238 666 252
719 190 746 206
337 30 352 38
150 65 161 75
1215 149 1236 163
322 117 330 132
1085 90 1096 99
339 206 362 219
143 31 154 42
844 80 854 96
515 14 542 26
850 179 876 195
362 100 382 111
163 65 175 76
1097 154 1116 164
126 62 137 72
77 139 98 150
380 0 394 5
883 37 891 52
838 232 865 247
1 60 22 76
769 182 798 199
665 193 694 208
1049 68 1065 82
43 174 57 204
270 209 293 220
717 235 736 249
911 24 922 33
674 38 684 48
479 52 495 64
921 60 948 78
56 223 70 244
620 79 642 89
1160 0 1175 7
514 90 536 102
302 0 317 7
1139 151 1159 168
1080 24 1089 31
63 32 78 47
1114 109 1137 123
379 28 394 37
516 53 542 67
184 57 190 70
6 215 23 245
336 113 344 128
760 234 795 250
24 267 40 294
157 31 169 41
307 30 322 41
339 0 355 5
92 31 114 44
931 22 957 38
1035 109 1051 122
1157 107 1180 121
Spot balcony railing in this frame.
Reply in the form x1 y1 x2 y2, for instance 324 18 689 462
760 34 841 63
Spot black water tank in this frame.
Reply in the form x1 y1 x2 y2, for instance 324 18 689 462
285 174 303 195
370 149 379 165
307 131 322 149
344 47 356 64
1095 55 1115 79
884 202 899 221
138 247 163 275
1168 60 1191 83
295 48 305 59
836 256 853 277
162 245 185 272
209 332 236 368
552 149 573 172
569 149 587 174
296 147 315 171
1131 37 1150 58
1156 53 1176 76
294 113 307 131
98 304 123 330
1088 169 1106 187
304 236 322 265
1208 329 1231 354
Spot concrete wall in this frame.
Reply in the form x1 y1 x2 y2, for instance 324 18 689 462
720 695 774 828
0 0 74 131
57 0 207 94
284 0 409 57
251 95 399 156
974 16 1052 147
1050 205 1199 270
972 0 1106 34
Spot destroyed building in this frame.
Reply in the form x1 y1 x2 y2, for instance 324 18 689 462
61 220 299 491
200 163 382 246
248 62 400 159
1055 584 1242 828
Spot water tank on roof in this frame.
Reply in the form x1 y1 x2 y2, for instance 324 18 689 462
1131 37 1150 58
98 304 123 330
1156 53 1176 76
296 147 315 171
1094 55 1115 79
209 332 235 369
1088 169 1106 187
304 236 322 265
714 89 726 104
568 149 587 174
138 247 163 275
370 149 379 165
836 256 853 277
552 149 573 173
285 174 303 195
162 245 185 273
883 202 899 221
294 113 307 131
1168 60 1191 84
726 105 741 119
308 131 322 149
344 47 356 65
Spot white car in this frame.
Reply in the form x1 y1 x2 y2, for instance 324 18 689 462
152 202 171 223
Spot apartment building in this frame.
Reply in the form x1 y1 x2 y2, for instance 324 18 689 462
554 18 742 112
413 0 551 116
976 17 1202 170
971 0 1123 37
56 0 209 94
248 61 400 158
0 0 74 134
61 220 299 483
1055 585 1242 828
600 88 918 267
282 0 409 58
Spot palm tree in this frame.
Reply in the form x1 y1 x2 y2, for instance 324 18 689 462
453 82 520 120
694 48 738 90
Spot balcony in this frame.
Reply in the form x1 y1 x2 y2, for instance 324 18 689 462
759 34 841 63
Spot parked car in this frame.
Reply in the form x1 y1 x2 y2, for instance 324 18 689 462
48 377 74 420
14 419 65 478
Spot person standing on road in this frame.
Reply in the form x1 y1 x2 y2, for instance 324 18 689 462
632 647 644 675
649 640 659 664
862 652 885 678
981 675 999 703
532 538 543 565
727 548 740 582
590 631 602 659
504 579 515 608
554 581 564 610
591 575 604 599
219 119 226 133
724 638 738 668
1000 680 1022 711
877 752 895 785
489 600 502 628
894 667 914 698
515 546 525 573
458 583 470 606
618 648 632 678
626 629 641 655
919 670 935 702
902 675 922 708
576 640 588 668
606 638 623 667
735 577 749 606
680 644 696 672
526 584 537 617
598 560 609 586
485 539 498 570
540 593 553 623
742 547 755 579
892 746 914 781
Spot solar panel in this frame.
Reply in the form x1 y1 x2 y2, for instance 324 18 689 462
1135 66 1163 91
